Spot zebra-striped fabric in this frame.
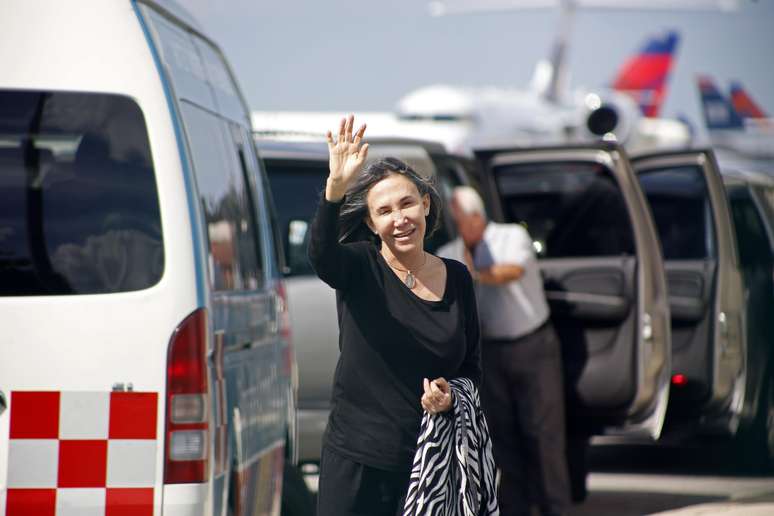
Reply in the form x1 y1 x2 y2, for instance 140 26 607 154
403 378 499 516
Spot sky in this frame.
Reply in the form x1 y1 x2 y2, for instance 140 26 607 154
178 0 774 141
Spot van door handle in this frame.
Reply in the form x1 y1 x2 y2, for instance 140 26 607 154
0 390 7 417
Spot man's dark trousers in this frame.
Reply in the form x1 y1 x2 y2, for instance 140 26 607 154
482 321 571 516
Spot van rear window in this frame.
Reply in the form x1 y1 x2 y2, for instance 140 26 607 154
0 90 163 295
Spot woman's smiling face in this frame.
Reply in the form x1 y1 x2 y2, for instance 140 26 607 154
366 173 430 255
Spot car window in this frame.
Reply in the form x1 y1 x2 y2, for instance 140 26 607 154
181 101 262 291
493 161 635 258
426 157 464 253
264 160 327 277
0 90 163 296
637 166 716 260
727 186 773 267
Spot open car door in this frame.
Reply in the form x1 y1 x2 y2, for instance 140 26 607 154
632 150 746 434
476 144 671 439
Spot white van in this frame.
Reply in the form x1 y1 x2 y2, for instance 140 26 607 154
0 1 309 515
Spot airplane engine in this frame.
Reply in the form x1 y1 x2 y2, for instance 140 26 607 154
581 91 641 144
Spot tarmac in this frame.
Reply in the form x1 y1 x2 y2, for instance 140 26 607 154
651 494 774 515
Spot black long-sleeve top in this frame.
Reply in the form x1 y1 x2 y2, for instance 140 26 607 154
308 197 481 472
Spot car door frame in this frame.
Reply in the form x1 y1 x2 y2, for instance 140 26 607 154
475 143 671 439
632 149 747 435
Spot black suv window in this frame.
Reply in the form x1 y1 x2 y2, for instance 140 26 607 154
727 186 773 268
493 161 634 258
0 90 163 295
638 165 716 260
265 160 328 277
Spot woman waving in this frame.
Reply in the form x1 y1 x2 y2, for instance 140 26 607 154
309 115 488 515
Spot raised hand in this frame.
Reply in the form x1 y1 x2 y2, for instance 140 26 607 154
325 114 369 202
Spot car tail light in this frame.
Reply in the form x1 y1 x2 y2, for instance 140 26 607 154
165 308 210 483
671 374 688 387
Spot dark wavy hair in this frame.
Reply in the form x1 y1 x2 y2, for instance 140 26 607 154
337 157 443 245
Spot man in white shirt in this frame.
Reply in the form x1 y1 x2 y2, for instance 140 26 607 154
438 186 570 516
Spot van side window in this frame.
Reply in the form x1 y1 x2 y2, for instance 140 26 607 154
638 166 716 260
240 136 284 277
229 125 268 277
256 161 287 276
181 102 262 291
0 90 163 296
192 37 245 124
144 8 215 111
493 162 635 258
728 187 773 268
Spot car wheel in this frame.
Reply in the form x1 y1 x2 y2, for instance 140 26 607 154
281 461 315 516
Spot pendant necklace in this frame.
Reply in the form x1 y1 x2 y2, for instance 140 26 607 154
386 252 428 289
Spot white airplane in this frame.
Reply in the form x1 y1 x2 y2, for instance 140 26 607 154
390 0 747 154
391 28 687 155
252 0 740 155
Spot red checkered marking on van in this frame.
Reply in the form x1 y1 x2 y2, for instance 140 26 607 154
5 391 158 516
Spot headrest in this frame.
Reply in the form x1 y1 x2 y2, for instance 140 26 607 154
75 133 110 165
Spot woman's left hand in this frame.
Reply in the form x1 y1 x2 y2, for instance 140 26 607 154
421 377 452 415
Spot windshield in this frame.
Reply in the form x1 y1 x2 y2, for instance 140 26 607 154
0 90 163 295
264 146 460 277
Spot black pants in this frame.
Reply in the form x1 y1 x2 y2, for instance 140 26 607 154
316 447 409 516
482 322 571 516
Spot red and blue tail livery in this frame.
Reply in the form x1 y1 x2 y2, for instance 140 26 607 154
697 75 745 130
729 81 769 119
697 74 774 159
612 30 680 118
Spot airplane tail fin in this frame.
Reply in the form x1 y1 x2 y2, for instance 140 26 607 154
611 30 679 117
729 81 768 119
696 75 744 131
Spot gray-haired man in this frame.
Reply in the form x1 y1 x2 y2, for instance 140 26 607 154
438 186 571 516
